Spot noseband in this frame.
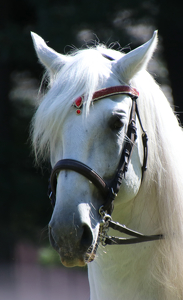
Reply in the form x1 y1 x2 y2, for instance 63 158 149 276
48 85 163 245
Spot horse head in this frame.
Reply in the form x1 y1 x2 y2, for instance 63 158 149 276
31 31 157 267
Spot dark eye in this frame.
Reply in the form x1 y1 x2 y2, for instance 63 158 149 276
109 115 124 130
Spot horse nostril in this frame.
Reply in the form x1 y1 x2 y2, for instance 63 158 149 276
81 224 93 249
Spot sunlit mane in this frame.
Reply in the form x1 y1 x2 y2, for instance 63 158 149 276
132 73 183 298
31 45 125 161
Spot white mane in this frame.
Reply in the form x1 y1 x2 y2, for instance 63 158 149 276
132 73 183 299
31 45 124 161
31 43 183 299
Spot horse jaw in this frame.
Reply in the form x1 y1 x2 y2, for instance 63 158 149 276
112 30 158 83
31 32 70 74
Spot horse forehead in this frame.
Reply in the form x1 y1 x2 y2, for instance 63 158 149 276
62 95 132 139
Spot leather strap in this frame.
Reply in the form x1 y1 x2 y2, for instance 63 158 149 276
92 86 139 102
105 234 163 245
105 220 163 245
101 99 138 212
50 159 110 198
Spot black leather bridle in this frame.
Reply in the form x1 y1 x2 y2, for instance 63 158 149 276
48 85 163 245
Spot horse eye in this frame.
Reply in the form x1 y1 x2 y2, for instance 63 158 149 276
110 116 124 130
114 119 124 129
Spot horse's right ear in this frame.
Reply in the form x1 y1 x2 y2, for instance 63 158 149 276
31 32 70 74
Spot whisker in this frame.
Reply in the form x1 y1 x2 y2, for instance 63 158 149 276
39 226 49 242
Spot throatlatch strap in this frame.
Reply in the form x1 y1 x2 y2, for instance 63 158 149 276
105 220 163 245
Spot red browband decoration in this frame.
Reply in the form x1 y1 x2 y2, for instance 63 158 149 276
73 86 139 114
74 96 84 115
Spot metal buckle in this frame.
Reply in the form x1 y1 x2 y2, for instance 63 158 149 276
111 188 117 197
99 206 112 246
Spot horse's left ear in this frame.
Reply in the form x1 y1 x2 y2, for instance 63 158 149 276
112 30 158 83
31 32 70 74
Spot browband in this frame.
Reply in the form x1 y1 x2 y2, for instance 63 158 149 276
73 86 139 114
92 86 139 101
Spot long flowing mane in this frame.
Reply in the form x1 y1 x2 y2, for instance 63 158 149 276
31 41 183 299
132 72 183 298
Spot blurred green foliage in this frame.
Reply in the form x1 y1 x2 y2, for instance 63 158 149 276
38 247 62 266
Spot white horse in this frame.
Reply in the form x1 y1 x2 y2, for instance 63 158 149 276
31 31 183 300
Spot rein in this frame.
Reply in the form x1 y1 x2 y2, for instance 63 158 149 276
48 85 163 245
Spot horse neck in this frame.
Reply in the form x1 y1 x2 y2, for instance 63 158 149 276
88 246 160 300
88 189 162 300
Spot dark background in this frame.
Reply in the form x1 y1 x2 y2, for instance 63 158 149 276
0 0 182 262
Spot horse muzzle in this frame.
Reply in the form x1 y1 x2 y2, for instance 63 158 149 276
49 221 96 267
